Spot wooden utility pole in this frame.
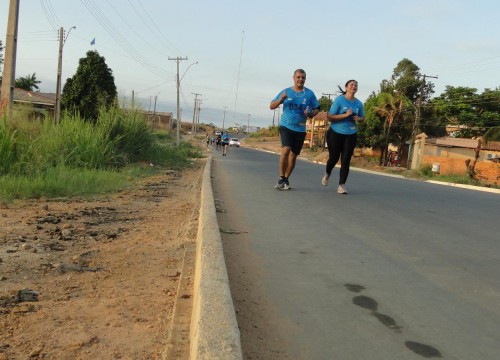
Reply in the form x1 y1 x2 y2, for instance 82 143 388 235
168 56 188 146
1 0 20 121
55 26 76 123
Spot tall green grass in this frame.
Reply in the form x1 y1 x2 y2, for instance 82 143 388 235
0 107 203 201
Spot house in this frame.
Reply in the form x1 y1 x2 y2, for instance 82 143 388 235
305 111 328 148
7 88 56 119
410 133 500 184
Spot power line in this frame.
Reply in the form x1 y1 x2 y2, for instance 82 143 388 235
80 0 173 80
134 0 182 55
233 30 244 123
39 0 59 31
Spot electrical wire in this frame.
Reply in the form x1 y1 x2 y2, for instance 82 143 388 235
130 0 183 56
39 0 59 31
80 0 175 81
104 0 171 59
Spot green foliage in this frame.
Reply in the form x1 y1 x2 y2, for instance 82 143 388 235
318 96 333 112
15 73 41 91
96 106 155 165
419 165 434 177
0 117 18 174
431 86 500 138
0 107 204 201
484 126 500 142
0 166 127 200
61 50 118 121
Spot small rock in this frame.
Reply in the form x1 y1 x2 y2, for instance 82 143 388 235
21 243 32 251
17 289 39 302
29 347 43 357
61 229 73 237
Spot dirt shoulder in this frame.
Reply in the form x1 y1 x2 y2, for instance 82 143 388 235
0 159 206 360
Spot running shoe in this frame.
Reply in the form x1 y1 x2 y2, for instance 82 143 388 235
274 178 290 190
274 178 286 190
322 174 329 186
337 184 348 194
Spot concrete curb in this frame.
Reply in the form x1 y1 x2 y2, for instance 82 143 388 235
190 156 243 360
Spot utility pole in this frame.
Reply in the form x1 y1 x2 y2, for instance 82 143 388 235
196 99 203 134
55 26 75 123
0 0 20 121
247 113 251 134
191 92 201 138
168 56 188 146
222 106 227 131
153 94 158 128
408 74 438 169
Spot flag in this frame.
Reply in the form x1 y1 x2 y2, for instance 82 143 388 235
90 38 95 45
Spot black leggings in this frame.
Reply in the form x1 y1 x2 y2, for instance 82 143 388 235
325 128 357 185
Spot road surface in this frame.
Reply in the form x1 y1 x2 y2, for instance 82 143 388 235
212 146 500 360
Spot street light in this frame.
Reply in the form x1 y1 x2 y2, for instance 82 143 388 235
55 26 76 123
222 106 227 132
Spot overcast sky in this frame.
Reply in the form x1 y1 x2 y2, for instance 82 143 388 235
1 0 499 129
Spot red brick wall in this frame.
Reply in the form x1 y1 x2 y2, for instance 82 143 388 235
422 155 500 184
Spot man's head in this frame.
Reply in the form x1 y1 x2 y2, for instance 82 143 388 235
293 69 306 90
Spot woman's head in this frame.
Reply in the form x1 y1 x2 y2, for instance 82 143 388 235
338 80 358 95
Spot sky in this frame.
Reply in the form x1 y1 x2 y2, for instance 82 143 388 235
1 0 499 130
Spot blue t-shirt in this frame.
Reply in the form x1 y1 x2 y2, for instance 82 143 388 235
329 95 365 135
272 87 319 132
222 133 230 143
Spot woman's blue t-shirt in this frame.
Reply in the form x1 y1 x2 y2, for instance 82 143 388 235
329 95 365 135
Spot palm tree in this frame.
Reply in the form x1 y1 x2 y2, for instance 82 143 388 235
373 92 411 165
15 73 41 91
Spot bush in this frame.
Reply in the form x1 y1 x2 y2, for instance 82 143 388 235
0 106 205 201
419 165 434 177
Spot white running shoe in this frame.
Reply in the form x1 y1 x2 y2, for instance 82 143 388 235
322 174 329 186
337 184 348 194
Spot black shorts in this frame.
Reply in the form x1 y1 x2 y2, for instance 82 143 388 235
279 126 306 155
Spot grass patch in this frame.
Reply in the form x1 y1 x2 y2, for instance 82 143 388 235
0 107 204 202
0 166 128 201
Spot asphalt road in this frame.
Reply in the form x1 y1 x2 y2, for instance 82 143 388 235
211 145 500 360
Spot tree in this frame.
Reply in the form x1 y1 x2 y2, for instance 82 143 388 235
15 73 41 91
360 59 431 164
431 86 500 138
318 95 333 112
61 50 117 121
